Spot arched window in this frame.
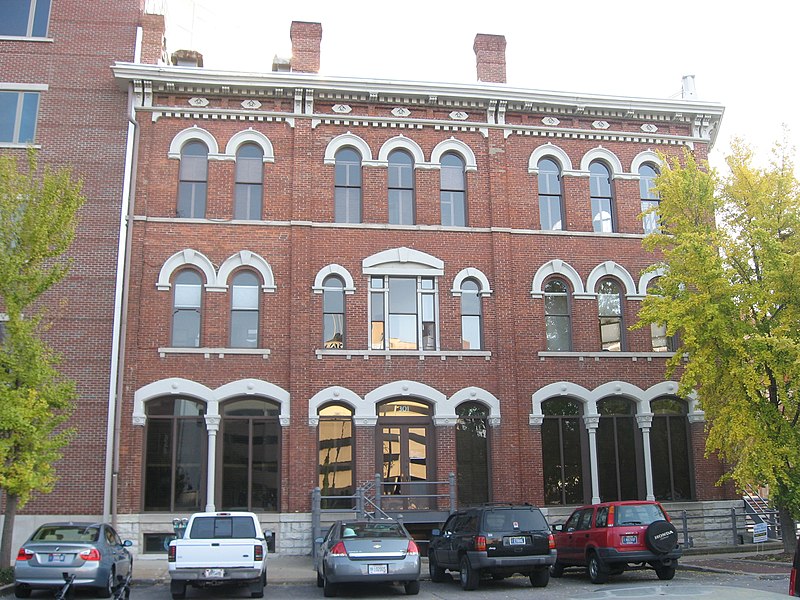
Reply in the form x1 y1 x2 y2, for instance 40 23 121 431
177 141 208 218
538 158 563 230
318 403 354 509
456 402 489 505
544 278 571 351
650 398 693 501
597 279 624 351
388 150 414 225
440 153 466 226
234 143 264 220
542 398 587 505
647 277 678 352
219 398 281 511
639 163 660 234
589 161 614 233
322 275 345 348
143 397 207 512
172 270 202 347
460 278 482 350
334 148 362 223
230 271 260 348
597 397 642 501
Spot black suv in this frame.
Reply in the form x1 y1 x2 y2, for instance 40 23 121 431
427 504 556 590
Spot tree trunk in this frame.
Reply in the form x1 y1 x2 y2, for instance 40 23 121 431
0 492 19 568
779 504 797 555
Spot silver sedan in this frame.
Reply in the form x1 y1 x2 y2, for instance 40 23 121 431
315 519 421 597
13 522 132 598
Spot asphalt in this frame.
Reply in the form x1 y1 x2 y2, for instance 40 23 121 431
128 547 796 585
1 547 791 594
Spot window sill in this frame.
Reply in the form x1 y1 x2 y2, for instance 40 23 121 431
158 347 271 358
316 349 491 360
0 35 53 42
0 143 42 149
537 351 677 361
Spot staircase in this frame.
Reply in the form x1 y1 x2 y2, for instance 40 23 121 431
743 484 780 540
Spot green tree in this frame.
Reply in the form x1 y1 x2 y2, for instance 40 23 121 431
0 150 84 567
636 141 800 553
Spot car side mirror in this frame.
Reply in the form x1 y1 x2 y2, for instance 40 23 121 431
314 537 324 544
551 524 563 533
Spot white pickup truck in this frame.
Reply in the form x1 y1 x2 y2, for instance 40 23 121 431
168 511 268 599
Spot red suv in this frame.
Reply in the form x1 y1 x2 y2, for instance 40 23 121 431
550 500 681 583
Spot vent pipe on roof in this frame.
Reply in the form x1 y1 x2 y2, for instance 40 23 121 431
681 75 697 99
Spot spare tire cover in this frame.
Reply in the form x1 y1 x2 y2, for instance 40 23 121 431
645 520 678 554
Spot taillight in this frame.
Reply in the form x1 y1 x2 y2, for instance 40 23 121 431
474 536 487 552
16 548 33 561
79 548 101 561
168 545 176 563
548 533 555 550
608 504 615 526
254 544 264 561
330 542 347 556
406 540 419 555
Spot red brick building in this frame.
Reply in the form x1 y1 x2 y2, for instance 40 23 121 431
0 0 150 544
5 3 735 557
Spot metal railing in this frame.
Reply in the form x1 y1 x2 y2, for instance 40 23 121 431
670 502 781 548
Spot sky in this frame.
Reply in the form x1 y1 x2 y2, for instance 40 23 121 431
157 0 799 175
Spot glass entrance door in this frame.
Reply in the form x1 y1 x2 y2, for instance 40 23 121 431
378 399 433 510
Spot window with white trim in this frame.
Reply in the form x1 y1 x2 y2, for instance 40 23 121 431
322 275 345 348
388 150 414 225
440 153 466 226
597 278 624 351
544 278 571 351
177 141 208 218
370 276 437 350
639 163 660 234
460 278 482 350
538 158 563 230
334 148 362 223
234 143 263 220
0 0 51 37
0 91 39 143
590 161 614 233
172 270 202 347
230 271 259 348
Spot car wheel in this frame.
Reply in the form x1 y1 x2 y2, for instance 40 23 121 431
645 520 678 554
655 563 676 580
323 571 338 598
529 568 550 588
550 561 565 578
13 584 31 599
404 580 420 595
96 569 115 598
170 579 187 600
428 553 448 583
459 554 480 591
588 553 608 584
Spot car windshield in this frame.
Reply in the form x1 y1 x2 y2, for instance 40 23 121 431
341 523 404 539
614 504 665 525
32 526 99 543
483 509 548 531
189 516 257 539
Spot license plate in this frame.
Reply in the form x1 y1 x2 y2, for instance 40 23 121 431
203 568 225 578
509 536 526 545
48 553 66 563
622 535 638 545
368 564 388 575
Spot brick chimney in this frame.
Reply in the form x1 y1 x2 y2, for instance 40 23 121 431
290 21 322 74
171 49 204 68
139 12 167 65
473 33 506 84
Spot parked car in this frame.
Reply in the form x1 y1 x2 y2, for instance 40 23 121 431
791 534 800 596
550 500 681 584
315 519 421 597
427 503 556 590
13 522 133 598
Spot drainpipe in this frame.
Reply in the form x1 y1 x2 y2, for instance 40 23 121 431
104 25 142 526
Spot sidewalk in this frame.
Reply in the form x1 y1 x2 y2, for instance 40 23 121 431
131 548 795 584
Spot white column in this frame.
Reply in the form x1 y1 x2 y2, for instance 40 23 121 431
637 413 655 501
584 415 601 504
205 415 220 512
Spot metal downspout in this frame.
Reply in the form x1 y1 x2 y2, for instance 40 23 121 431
104 26 142 525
